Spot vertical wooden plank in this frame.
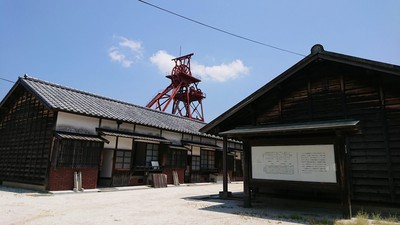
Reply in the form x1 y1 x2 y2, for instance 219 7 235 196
340 74 348 119
152 173 167 188
336 131 352 219
223 136 228 194
379 82 395 202
307 77 314 120
219 136 231 198
242 140 252 207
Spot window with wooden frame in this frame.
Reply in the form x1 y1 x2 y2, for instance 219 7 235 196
115 150 131 170
191 156 200 171
200 150 215 170
168 149 187 168
57 140 101 168
145 143 159 167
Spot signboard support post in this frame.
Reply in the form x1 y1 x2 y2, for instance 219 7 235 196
243 141 252 207
336 132 352 219
219 136 232 198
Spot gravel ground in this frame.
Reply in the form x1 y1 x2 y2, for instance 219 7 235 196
0 182 342 225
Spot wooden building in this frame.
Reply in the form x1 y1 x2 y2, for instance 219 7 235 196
201 45 400 217
0 76 242 191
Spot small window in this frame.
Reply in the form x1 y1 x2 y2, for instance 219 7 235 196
200 150 215 170
192 156 200 171
168 149 187 168
115 150 131 170
145 143 159 167
57 140 101 168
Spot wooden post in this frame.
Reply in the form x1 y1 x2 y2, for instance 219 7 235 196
243 140 252 207
219 136 232 198
336 132 352 219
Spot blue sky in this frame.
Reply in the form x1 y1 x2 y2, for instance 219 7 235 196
1 1 399 121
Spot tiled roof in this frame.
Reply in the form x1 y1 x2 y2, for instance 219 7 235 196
19 76 209 136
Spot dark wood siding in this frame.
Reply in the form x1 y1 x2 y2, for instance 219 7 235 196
344 74 391 203
0 87 55 185
384 78 400 203
253 61 400 203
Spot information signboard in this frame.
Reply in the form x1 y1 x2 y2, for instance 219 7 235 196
251 145 336 183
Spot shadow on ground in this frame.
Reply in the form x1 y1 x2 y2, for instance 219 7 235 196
0 186 51 196
0 186 36 194
183 192 342 225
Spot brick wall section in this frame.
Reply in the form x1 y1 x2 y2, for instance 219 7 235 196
47 167 98 191
162 168 185 184
129 176 143 185
233 176 243 181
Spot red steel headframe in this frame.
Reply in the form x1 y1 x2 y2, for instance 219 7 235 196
146 53 206 121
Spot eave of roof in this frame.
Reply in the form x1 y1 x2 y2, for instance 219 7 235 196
200 46 400 134
97 128 171 144
54 131 109 143
219 119 360 137
182 140 222 150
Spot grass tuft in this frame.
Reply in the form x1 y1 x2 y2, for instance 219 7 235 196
334 210 400 225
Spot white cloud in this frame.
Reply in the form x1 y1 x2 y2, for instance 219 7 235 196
149 50 175 75
108 47 134 68
150 50 250 82
108 36 143 68
192 60 249 82
118 36 143 59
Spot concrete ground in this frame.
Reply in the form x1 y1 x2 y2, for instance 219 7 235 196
0 182 344 225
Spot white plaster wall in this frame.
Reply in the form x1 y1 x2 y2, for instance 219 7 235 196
162 131 182 145
192 135 201 142
182 134 192 141
192 146 201 156
135 125 160 136
104 136 117 149
202 137 215 145
100 119 118 130
216 140 223 148
103 136 132 150
229 142 242 150
117 137 133 150
56 112 99 134
120 122 134 132
100 149 113 178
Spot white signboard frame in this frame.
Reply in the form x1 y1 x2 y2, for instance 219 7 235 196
251 145 337 183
